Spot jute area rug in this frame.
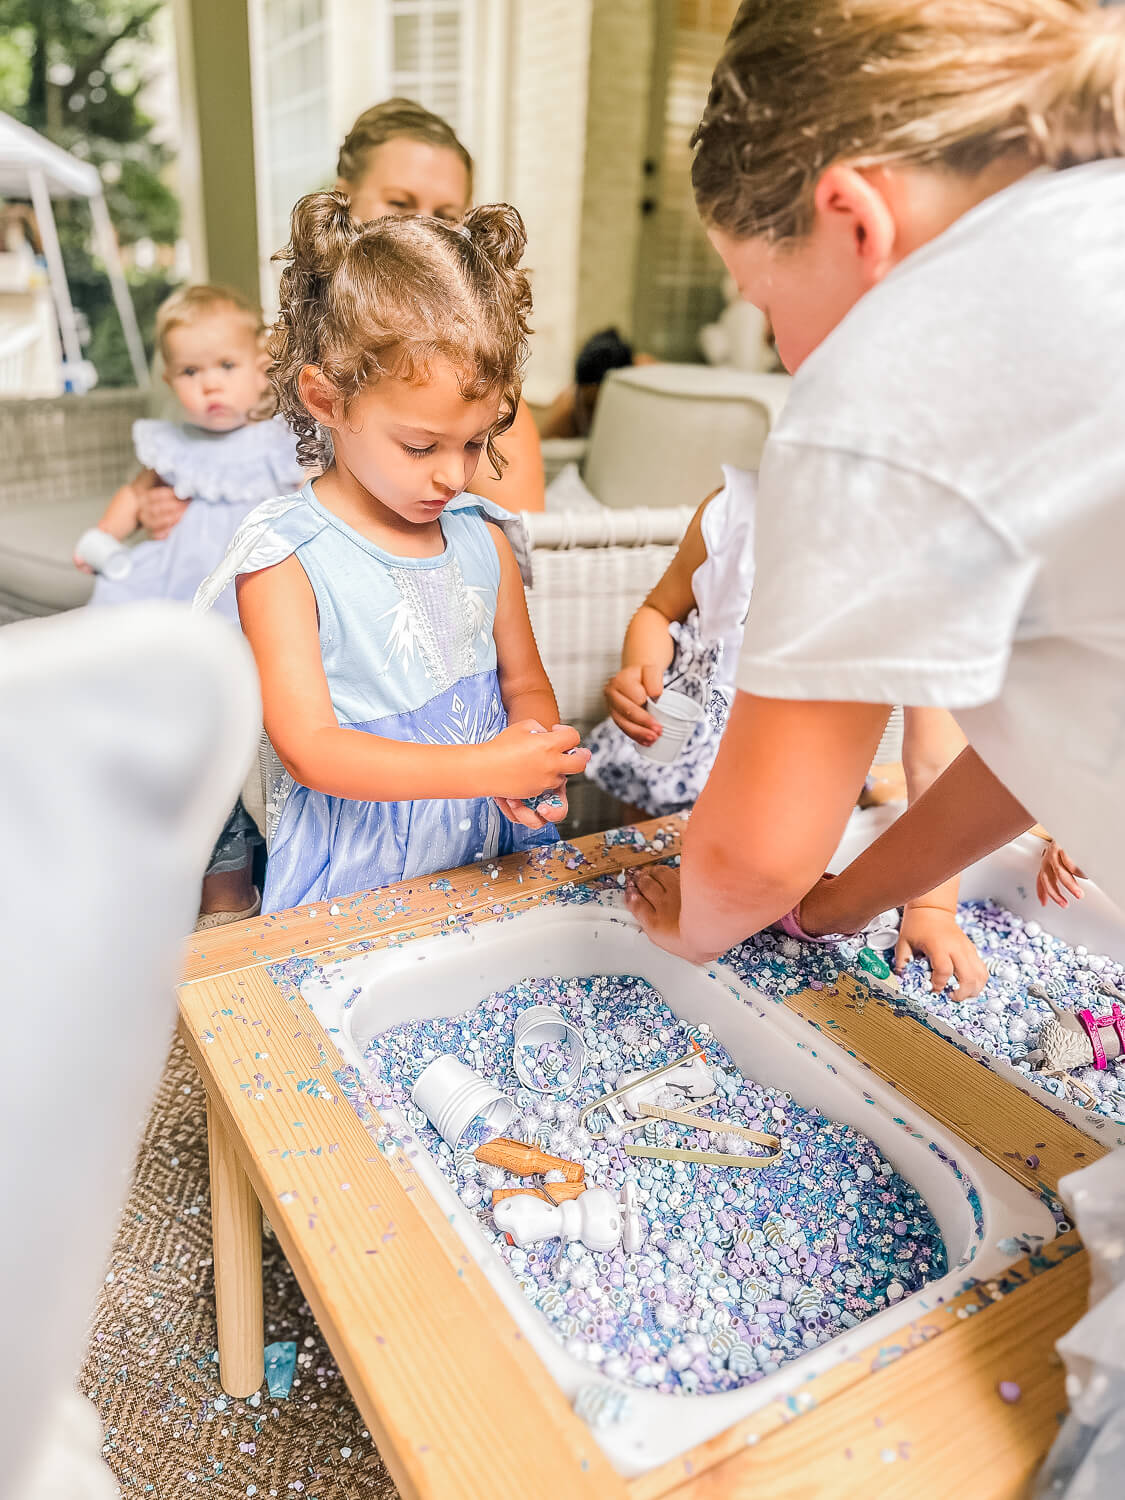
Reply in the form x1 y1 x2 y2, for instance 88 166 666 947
81 1033 399 1500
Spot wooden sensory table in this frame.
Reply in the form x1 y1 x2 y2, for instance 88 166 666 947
178 816 1101 1500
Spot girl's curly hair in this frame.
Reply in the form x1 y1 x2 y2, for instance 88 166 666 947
269 191 531 472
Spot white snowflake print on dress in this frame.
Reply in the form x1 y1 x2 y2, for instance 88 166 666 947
382 554 480 693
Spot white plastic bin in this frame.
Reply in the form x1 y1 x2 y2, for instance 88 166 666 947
292 829 1071 1476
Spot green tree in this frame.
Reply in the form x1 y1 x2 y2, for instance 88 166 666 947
0 0 181 385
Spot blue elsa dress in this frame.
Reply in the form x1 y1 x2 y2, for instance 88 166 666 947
196 482 557 912
92 416 305 623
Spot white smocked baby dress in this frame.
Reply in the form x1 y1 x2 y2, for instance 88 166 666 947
196 482 558 913
586 465 757 816
91 416 305 623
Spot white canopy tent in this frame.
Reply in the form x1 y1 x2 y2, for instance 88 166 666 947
0 112 148 389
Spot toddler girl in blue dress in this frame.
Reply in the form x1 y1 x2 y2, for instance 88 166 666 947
198 193 587 913
78 284 304 623
79 283 305 928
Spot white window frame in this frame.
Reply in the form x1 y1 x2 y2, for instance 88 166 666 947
247 0 335 312
374 0 477 159
248 0 507 310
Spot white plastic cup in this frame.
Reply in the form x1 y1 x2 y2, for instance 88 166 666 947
637 689 703 765
75 527 132 581
513 1003 586 1094
410 1055 515 1150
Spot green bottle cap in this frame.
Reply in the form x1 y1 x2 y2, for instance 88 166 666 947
857 946 892 980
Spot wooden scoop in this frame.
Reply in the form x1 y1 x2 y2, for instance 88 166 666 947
491 1181 587 1207
474 1136 585 1183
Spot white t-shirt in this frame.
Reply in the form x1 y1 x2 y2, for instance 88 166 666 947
692 463 757 700
736 162 1125 905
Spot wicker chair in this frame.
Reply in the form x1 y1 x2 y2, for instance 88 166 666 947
0 389 144 622
523 506 695 832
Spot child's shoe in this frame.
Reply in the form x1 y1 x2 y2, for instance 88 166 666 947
194 890 262 931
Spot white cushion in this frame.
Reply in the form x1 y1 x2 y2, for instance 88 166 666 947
0 605 260 1498
584 364 791 510
543 461 604 514
0 497 101 614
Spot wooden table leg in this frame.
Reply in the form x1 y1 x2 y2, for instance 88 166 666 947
206 1095 264 1397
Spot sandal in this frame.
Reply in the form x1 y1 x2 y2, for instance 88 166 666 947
194 890 262 932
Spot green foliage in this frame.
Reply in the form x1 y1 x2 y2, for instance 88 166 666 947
0 0 182 386
0 26 31 115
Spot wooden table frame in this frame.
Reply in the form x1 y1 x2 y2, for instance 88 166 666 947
179 818 1099 1500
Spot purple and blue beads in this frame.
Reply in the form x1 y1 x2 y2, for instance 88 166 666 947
363 973 946 1396
716 894 1125 1127
517 1039 574 1091
525 790 566 813
895 900 1125 1124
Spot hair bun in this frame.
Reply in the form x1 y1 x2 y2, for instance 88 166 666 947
283 190 358 280
462 203 527 270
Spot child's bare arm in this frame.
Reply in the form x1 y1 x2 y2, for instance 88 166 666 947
488 525 589 826
896 708 989 997
237 555 582 804
1037 839 1086 908
489 525 560 729
607 491 718 745
75 469 157 571
98 469 158 539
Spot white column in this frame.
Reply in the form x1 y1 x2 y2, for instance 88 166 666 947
170 0 209 282
506 0 594 406
473 0 513 203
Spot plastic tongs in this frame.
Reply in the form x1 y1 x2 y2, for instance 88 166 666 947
578 1044 782 1169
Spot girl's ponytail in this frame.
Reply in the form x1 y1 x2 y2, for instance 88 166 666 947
284 190 358 289
1031 8 1125 167
270 192 361 467
456 205 531 474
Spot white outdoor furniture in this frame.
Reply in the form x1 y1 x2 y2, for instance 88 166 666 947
582 364 790 509
0 112 148 393
0 390 145 623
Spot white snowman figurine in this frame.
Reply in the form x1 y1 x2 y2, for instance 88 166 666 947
494 1186 623 1252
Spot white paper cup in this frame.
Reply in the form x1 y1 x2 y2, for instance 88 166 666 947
410 1055 515 1150
513 1003 586 1094
75 527 132 581
637 689 703 765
